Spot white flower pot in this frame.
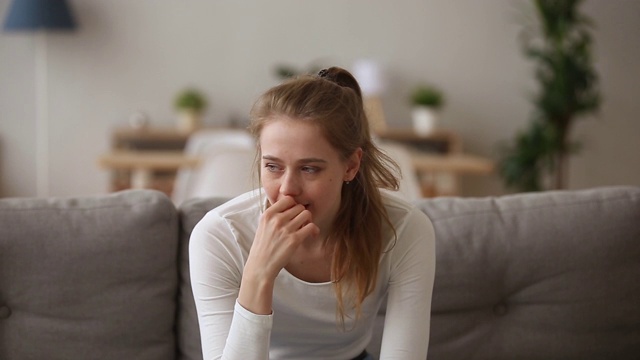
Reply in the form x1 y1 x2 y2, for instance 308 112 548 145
177 110 202 132
411 106 438 135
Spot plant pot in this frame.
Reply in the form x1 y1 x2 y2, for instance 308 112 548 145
177 110 202 132
411 106 438 135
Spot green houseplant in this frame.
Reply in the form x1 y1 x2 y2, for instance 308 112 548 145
174 88 208 132
410 85 444 109
498 0 600 192
410 84 445 135
274 63 323 80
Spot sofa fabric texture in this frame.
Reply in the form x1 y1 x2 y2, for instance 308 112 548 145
416 187 640 360
0 190 180 360
1 186 638 360
177 196 229 360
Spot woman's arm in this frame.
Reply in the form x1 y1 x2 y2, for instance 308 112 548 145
190 196 319 360
190 212 272 360
237 196 318 315
379 207 436 359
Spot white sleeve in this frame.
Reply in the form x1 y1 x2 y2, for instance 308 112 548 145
189 211 273 360
379 207 436 360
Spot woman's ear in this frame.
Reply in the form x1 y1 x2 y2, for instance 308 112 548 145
344 148 363 181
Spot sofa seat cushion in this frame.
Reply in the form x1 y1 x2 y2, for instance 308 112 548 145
0 190 179 360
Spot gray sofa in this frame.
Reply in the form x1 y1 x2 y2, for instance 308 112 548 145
1 186 638 359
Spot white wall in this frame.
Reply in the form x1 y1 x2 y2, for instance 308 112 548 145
1 0 638 198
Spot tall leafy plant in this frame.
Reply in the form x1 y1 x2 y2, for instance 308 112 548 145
499 0 600 191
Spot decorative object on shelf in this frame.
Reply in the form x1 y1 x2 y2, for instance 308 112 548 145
498 0 600 192
353 59 388 135
174 88 208 132
128 111 150 129
3 0 78 198
410 84 445 135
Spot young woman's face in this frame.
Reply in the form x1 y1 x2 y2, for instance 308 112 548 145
259 116 360 237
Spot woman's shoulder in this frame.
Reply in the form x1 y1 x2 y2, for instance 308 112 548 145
207 189 264 218
380 189 423 222
191 189 263 254
194 189 263 234
380 190 434 248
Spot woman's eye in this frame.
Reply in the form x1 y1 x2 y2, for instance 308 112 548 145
301 166 319 174
265 163 281 172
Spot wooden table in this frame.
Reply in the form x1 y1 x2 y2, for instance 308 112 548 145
98 151 200 189
411 153 494 174
376 127 494 196
409 152 495 196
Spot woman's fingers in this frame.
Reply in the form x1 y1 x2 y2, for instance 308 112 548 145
250 196 319 275
298 221 320 240
265 196 313 231
280 203 306 224
265 196 297 214
287 207 313 232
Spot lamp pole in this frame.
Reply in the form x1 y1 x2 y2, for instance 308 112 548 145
2 0 77 197
35 31 49 196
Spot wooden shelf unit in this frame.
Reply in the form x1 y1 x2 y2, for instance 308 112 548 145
102 127 203 196
376 128 463 154
376 128 493 197
100 126 494 198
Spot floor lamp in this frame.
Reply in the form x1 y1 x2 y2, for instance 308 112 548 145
3 0 77 197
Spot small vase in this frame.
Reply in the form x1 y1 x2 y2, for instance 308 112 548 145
411 106 438 135
177 110 201 133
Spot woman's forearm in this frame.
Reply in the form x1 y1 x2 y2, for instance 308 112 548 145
237 263 276 315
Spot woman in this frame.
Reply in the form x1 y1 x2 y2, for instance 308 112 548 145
189 67 436 360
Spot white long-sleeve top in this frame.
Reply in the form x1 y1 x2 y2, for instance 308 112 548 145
189 189 436 360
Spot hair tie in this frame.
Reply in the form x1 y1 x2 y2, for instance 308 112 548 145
318 68 329 78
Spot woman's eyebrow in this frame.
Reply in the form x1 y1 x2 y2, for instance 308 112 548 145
298 158 327 164
262 155 326 164
262 155 280 161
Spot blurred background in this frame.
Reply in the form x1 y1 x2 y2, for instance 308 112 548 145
1 0 638 199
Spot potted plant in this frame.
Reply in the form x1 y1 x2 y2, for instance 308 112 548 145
174 88 208 132
273 63 323 80
498 0 600 192
410 84 445 135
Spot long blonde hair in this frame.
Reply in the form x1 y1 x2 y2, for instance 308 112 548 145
249 67 399 324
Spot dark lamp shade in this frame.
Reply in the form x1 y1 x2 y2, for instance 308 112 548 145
3 0 77 31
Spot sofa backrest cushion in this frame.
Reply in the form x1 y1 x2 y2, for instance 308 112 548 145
0 190 179 360
177 196 231 360
416 186 640 360
178 187 640 360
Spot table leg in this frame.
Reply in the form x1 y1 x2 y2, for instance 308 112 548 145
418 171 460 197
131 168 153 189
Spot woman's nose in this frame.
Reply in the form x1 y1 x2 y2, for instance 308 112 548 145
280 171 302 196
